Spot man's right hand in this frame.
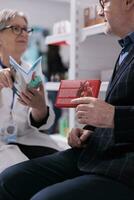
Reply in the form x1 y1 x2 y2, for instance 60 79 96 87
0 68 13 89
68 128 92 148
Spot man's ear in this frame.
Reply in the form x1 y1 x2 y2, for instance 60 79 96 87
125 0 134 10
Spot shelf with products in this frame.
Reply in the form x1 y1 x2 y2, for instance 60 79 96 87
45 33 70 46
45 0 120 130
45 23 106 45
80 22 105 42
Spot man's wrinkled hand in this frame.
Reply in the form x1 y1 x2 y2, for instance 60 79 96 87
72 97 115 128
68 128 92 148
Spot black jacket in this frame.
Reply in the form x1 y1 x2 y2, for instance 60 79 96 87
78 44 134 188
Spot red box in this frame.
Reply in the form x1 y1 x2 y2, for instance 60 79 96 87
55 80 101 108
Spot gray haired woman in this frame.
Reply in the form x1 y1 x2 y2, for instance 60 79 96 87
0 9 61 173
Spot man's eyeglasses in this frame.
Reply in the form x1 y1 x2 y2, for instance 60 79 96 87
1 25 33 36
99 0 110 9
99 0 104 9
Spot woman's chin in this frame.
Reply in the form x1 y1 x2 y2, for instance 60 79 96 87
17 46 27 55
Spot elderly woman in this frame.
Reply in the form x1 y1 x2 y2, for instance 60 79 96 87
0 9 61 172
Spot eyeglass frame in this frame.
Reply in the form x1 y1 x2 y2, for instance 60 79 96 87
99 0 104 9
99 0 111 9
0 25 33 36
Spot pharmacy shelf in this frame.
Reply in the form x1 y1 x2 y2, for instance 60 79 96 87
80 23 106 42
45 33 70 45
46 82 60 91
45 23 105 46
45 0 113 130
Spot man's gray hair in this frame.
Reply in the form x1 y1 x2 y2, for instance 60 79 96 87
0 9 28 31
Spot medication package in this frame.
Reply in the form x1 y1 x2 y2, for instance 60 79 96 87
55 79 101 108
9 56 42 96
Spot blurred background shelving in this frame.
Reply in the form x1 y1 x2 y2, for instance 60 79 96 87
1 0 121 135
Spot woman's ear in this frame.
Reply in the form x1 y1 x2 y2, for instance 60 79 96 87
125 0 134 10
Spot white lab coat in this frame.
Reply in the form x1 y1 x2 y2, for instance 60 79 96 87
0 60 63 172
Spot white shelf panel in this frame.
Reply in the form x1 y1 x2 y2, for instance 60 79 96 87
80 23 106 42
46 82 60 91
45 23 106 46
45 34 70 45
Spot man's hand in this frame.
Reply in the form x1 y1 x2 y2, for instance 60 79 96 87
68 128 92 148
72 97 115 128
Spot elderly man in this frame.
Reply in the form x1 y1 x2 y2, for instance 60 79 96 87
1 0 134 199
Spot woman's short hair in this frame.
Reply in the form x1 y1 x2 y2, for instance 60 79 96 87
0 9 28 31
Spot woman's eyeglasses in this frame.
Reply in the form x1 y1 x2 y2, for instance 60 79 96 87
1 25 33 35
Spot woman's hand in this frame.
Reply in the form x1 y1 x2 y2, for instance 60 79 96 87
68 128 92 148
0 68 13 89
72 97 115 128
18 83 48 121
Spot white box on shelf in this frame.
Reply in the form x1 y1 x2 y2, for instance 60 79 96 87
99 81 109 99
